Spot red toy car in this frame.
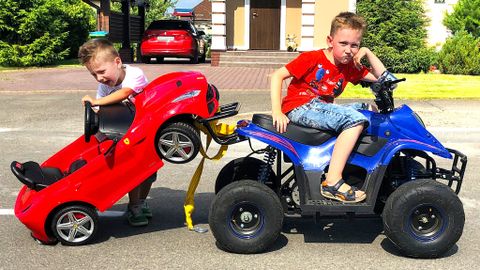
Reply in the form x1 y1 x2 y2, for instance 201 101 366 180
11 71 239 245
140 20 207 64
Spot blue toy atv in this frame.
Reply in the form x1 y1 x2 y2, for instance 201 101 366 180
206 78 467 258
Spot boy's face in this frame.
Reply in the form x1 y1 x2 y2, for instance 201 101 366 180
327 28 363 65
85 54 123 87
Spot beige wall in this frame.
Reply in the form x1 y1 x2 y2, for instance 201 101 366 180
225 0 352 50
314 0 349 49
226 0 245 49
286 0 302 48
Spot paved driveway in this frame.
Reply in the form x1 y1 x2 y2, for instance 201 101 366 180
0 64 479 269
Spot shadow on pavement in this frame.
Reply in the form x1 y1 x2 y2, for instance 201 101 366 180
282 216 384 244
93 186 213 243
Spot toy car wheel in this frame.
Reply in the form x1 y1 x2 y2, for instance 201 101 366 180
383 179 464 258
84 101 98 143
155 122 200 164
209 180 283 254
51 205 99 246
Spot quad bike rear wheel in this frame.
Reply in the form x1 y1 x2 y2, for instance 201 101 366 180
214 157 277 194
209 180 283 254
155 122 200 164
383 179 464 258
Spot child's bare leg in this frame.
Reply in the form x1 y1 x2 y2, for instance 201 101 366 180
325 124 365 197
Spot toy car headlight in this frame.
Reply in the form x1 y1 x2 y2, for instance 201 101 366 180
173 90 201 103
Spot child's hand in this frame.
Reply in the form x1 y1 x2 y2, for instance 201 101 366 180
272 111 290 133
353 47 370 70
81 95 95 106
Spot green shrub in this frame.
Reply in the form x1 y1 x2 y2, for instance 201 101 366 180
0 0 94 67
366 46 437 73
443 0 480 38
357 0 435 73
438 31 480 75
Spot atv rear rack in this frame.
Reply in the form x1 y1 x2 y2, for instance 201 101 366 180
436 148 467 194
198 102 245 145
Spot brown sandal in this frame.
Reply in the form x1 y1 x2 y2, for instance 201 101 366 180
321 179 366 203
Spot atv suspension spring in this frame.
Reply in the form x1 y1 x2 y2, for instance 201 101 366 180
258 146 276 183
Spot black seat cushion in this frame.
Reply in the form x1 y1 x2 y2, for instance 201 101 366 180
11 161 63 190
251 114 336 146
68 159 87 174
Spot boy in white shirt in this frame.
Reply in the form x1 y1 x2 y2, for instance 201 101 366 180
79 38 155 226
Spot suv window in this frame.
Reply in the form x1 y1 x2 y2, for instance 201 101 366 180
147 20 193 32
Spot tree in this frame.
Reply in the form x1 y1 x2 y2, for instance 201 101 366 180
145 0 177 26
443 0 480 38
356 0 436 73
111 0 177 27
437 31 480 75
0 0 95 67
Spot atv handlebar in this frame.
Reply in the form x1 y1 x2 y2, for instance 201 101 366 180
371 78 406 114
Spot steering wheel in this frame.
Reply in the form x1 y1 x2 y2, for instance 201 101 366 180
84 101 99 142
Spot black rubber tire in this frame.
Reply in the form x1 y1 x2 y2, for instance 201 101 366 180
383 179 464 258
209 180 284 254
51 205 98 246
199 51 206 63
190 51 199 64
141 56 151 64
375 159 427 214
215 157 276 194
155 122 200 164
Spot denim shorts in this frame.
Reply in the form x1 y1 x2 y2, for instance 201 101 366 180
287 99 369 133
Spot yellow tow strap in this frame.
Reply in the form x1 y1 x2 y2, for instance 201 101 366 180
184 121 236 231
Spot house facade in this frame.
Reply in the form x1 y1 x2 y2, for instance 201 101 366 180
424 0 458 50
210 0 357 53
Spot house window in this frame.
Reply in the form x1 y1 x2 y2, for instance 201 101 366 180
434 0 445 3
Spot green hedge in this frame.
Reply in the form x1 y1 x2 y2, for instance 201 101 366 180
438 31 480 75
0 0 95 67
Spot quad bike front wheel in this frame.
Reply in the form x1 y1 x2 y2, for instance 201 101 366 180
155 122 200 164
209 180 284 254
51 205 99 246
383 179 464 258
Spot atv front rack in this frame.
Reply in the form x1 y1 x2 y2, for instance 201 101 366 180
198 102 245 145
436 148 467 194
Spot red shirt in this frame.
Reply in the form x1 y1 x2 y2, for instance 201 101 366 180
282 50 369 114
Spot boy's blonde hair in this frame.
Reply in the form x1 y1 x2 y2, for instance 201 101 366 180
78 38 119 65
330 12 367 36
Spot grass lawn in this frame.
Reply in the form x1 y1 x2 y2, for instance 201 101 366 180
342 73 480 99
0 59 81 71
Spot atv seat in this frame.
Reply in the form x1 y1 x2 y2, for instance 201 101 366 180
10 159 87 191
252 114 336 146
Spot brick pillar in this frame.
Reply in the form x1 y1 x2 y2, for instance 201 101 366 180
211 0 226 66
210 51 221 66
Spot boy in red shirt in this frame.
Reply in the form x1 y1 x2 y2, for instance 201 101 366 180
271 12 392 203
